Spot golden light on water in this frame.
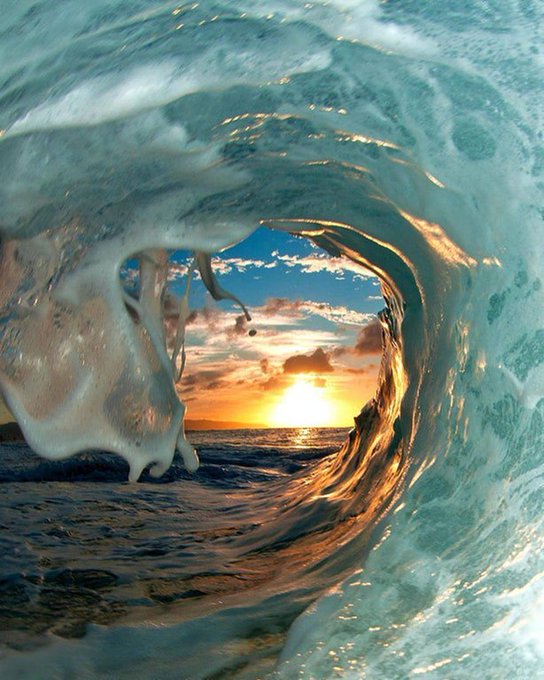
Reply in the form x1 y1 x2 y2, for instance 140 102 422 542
269 378 336 427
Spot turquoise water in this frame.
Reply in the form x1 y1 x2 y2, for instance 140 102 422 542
0 1 543 678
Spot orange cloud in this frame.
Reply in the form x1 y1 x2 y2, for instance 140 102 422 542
261 374 290 391
353 319 383 355
333 319 383 357
283 347 334 374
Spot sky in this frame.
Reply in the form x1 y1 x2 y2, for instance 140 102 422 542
131 226 384 428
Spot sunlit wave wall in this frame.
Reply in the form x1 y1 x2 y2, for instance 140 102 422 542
0 1 543 678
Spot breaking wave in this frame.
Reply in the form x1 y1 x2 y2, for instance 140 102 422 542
0 1 543 677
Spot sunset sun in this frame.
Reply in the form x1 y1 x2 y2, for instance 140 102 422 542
269 378 335 428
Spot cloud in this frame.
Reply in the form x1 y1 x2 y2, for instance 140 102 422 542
161 294 224 351
261 297 374 326
283 347 334 374
302 300 374 326
167 256 277 283
274 252 373 281
226 314 249 339
161 294 381 396
225 257 277 272
125 252 374 294
353 319 383 355
178 367 233 393
131 285 373 369
168 262 191 281
257 347 335 392
261 297 304 317
174 305 223 335
262 374 290 391
334 319 383 357
171 298 352 354
205 379 228 390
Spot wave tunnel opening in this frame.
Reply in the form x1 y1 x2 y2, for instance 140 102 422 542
0 221 407 673
0 1 543 678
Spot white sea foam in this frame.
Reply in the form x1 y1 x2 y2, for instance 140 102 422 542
9 63 186 134
244 0 436 56
323 0 437 55
7 41 332 136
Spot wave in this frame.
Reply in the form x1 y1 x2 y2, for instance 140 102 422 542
0 1 543 677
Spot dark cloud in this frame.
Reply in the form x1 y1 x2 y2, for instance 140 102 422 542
283 347 334 374
164 298 220 327
313 376 327 388
262 297 304 317
333 319 383 357
261 374 290 391
192 306 222 330
181 374 198 389
226 314 248 339
260 358 270 374
179 368 231 393
353 319 383 355
205 379 228 390
162 294 220 350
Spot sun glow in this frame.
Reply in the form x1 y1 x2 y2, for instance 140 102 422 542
269 378 336 427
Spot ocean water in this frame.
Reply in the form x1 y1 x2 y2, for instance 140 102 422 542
0 1 543 679
0 428 355 678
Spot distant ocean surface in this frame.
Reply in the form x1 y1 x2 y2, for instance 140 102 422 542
0 427 352 675
187 426 350 451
